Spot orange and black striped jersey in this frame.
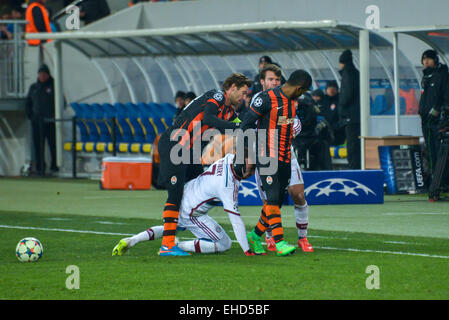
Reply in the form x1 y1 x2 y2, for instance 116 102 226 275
241 86 296 163
170 89 238 149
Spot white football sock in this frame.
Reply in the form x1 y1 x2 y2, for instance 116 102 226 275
178 239 217 253
128 226 164 247
295 202 309 239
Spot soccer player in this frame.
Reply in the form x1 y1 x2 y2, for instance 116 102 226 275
249 64 313 254
239 69 312 256
157 73 251 256
112 154 255 256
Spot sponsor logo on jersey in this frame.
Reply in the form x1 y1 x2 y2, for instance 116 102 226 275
266 176 273 185
277 116 295 126
170 175 177 185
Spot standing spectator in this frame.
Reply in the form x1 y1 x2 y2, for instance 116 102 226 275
4 6 24 40
294 92 333 171
1 13 11 40
338 49 361 169
311 88 325 105
321 81 345 145
25 64 58 176
251 56 273 96
418 49 449 190
173 90 186 120
79 0 110 26
25 0 52 46
184 91 196 106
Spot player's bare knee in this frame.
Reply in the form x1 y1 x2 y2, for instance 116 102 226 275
288 186 306 206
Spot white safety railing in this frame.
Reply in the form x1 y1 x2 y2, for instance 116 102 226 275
0 20 27 98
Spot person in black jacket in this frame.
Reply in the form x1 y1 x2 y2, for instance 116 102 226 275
418 50 449 188
294 92 333 171
338 49 361 169
321 81 346 145
79 0 110 25
25 64 58 176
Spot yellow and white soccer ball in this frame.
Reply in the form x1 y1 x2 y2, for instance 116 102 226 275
16 237 44 262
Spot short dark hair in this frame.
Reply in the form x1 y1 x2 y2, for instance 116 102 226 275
326 80 339 90
259 56 272 64
185 91 196 100
286 70 312 88
312 89 324 99
260 64 282 81
12 6 24 14
222 73 252 91
175 91 186 100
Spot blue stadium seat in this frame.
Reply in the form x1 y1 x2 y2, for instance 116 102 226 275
136 103 158 143
125 103 148 143
113 103 135 143
149 102 171 131
79 103 100 142
70 102 90 142
65 101 177 155
91 103 112 142
372 95 389 115
160 102 177 126
147 103 169 134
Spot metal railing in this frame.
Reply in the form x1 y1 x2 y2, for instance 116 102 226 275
0 20 27 99
41 116 119 178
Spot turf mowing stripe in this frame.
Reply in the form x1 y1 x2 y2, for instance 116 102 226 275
177 237 445 259
0 224 134 236
2 224 446 260
316 246 449 259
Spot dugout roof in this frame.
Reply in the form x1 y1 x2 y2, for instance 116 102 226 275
380 25 449 65
26 19 436 168
27 19 408 105
29 20 392 57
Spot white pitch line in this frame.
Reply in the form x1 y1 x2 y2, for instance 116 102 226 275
0 225 134 237
95 221 130 225
316 246 449 259
83 195 150 200
383 240 422 245
382 212 449 216
1 224 447 259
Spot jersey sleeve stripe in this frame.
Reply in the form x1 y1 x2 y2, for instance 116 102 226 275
249 106 263 116
207 99 220 107
224 209 240 216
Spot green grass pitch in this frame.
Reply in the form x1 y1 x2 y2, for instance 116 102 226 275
0 177 448 300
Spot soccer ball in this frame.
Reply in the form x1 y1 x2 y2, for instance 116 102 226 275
16 237 44 262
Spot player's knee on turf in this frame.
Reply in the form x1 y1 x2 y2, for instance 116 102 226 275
216 234 232 252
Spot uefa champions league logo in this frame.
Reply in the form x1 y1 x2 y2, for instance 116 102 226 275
305 178 376 198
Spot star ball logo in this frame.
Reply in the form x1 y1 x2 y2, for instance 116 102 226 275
304 178 376 198
239 180 259 198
